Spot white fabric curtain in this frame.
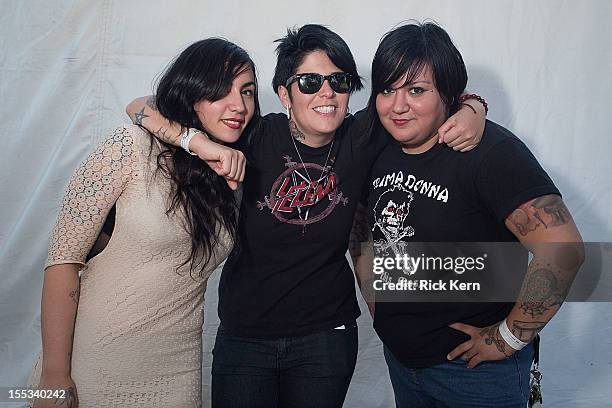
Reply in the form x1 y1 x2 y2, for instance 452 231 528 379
1 1 610 406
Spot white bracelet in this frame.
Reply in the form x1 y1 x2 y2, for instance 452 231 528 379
498 319 529 351
180 128 202 156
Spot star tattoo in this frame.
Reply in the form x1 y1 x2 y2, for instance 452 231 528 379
133 107 149 125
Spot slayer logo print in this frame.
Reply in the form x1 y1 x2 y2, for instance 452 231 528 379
257 155 349 225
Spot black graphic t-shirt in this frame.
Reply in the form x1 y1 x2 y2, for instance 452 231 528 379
367 120 560 368
220 111 387 338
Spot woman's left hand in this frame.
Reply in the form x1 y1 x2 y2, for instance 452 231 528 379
437 100 486 152
446 322 515 368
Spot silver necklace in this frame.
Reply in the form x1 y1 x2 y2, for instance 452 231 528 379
290 134 334 192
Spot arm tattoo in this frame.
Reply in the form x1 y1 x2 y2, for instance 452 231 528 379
145 95 158 111
532 195 571 227
153 125 169 141
480 325 512 356
289 120 305 141
133 106 149 126
518 266 567 317
53 386 76 407
349 205 370 257
511 320 546 342
69 287 79 305
510 195 571 236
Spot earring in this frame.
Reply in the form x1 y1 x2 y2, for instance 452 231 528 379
286 105 291 120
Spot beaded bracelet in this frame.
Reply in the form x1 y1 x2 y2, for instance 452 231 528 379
460 93 488 115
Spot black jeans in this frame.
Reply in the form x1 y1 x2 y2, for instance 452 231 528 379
212 323 358 408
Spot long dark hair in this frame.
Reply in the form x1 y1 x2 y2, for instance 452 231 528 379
366 22 468 138
154 38 260 275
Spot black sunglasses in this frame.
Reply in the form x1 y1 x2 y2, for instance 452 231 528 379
285 72 352 94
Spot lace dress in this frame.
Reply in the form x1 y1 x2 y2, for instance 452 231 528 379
28 125 231 407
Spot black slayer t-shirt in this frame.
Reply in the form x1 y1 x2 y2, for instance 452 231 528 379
367 120 560 368
220 111 387 338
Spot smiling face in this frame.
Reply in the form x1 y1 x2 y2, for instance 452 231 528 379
375 65 448 154
278 50 349 146
194 66 257 144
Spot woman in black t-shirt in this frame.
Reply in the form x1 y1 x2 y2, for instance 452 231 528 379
127 24 486 408
356 22 583 408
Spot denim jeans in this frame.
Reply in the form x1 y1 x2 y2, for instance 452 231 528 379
384 343 534 408
212 323 358 408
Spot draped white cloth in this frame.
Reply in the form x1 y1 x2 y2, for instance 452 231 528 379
1 1 610 407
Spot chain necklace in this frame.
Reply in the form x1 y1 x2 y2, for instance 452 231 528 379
290 133 334 197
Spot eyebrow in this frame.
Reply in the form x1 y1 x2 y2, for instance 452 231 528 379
404 80 432 86
241 81 257 88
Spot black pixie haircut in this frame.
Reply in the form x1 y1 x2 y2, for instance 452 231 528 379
367 22 468 132
272 24 363 95
156 38 260 133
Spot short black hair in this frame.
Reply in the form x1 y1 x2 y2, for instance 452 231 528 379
272 24 363 95
366 22 468 133
156 38 261 132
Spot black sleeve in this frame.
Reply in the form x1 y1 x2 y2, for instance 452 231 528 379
228 117 260 154
475 138 561 222
349 109 389 166
229 113 286 167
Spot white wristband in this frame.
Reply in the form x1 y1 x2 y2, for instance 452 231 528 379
498 319 529 351
180 128 202 156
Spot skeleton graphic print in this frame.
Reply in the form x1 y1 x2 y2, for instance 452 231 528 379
372 184 416 275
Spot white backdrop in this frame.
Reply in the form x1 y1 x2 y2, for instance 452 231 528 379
1 0 611 407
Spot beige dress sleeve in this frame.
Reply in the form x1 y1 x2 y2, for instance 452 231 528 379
45 125 142 269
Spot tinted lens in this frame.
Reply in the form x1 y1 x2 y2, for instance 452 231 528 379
298 74 324 94
329 73 351 93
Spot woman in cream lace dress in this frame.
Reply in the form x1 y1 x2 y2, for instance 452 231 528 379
29 38 259 407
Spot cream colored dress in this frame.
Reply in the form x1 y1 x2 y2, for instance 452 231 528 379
28 125 231 407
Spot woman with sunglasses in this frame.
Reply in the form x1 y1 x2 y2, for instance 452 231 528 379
127 24 486 407
28 39 259 408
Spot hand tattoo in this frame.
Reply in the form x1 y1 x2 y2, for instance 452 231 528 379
480 325 512 356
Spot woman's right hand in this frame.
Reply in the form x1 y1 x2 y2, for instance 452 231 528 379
33 374 78 408
190 133 246 190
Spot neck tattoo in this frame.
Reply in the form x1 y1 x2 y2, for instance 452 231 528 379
289 120 305 141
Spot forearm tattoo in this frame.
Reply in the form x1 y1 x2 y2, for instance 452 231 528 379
510 195 571 236
511 320 546 342
53 386 76 407
518 264 568 317
516 242 580 320
153 125 169 140
69 287 79 305
480 325 513 356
